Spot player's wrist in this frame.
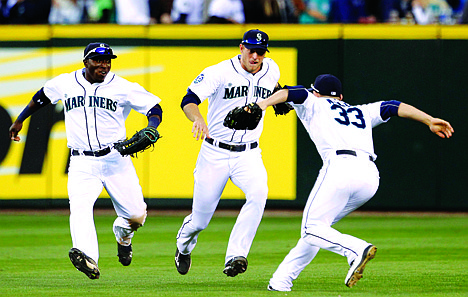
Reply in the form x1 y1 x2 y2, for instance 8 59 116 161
257 101 267 110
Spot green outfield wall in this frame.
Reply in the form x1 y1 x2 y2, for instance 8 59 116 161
0 24 466 210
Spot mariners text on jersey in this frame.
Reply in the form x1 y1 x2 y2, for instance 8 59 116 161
223 85 272 100
64 95 118 112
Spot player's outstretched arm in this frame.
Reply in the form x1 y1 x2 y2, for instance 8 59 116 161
257 89 289 111
397 102 454 138
9 99 44 142
183 103 210 140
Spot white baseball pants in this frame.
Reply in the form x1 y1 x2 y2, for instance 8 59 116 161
270 154 379 291
177 140 268 263
67 149 147 263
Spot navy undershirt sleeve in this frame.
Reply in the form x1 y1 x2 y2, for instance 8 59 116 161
32 87 51 106
284 85 308 104
17 88 51 122
180 88 201 109
146 104 163 119
380 100 401 120
146 104 163 128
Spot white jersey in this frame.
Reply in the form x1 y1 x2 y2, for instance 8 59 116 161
291 91 389 162
188 55 280 144
44 69 161 151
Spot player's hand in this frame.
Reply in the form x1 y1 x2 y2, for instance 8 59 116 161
9 122 23 142
429 118 454 138
192 119 210 141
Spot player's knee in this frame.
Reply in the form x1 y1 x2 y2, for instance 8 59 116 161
193 218 210 231
190 212 212 231
247 185 268 204
128 211 147 231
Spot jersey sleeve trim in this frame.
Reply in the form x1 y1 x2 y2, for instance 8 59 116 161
181 88 201 109
380 100 401 120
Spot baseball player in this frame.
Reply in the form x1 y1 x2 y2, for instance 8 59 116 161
175 29 280 277
9 42 163 280
253 74 454 291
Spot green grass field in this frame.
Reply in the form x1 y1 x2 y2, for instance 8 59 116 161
1 210 467 297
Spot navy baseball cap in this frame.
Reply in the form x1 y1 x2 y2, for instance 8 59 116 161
83 42 117 60
241 29 270 52
311 74 342 96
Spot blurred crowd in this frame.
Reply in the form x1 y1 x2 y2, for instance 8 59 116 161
1 0 468 25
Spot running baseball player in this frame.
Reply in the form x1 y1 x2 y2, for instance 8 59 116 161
251 74 453 291
9 42 163 280
174 29 280 277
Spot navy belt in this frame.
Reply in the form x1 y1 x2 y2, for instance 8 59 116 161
205 138 258 152
71 147 111 157
336 149 374 162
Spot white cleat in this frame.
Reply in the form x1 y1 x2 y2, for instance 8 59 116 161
345 245 377 288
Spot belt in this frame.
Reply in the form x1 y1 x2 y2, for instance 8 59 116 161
205 138 258 152
71 147 111 157
336 149 374 162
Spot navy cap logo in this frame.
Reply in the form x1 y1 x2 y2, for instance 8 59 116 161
241 29 270 52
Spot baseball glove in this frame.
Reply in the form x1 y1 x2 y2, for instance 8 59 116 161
272 102 294 116
223 102 263 130
114 126 160 157
271 83 294 116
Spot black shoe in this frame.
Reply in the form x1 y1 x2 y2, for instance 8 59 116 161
267 284 290 292
68 248 100 280
267 285 278 291
117 243 133 266
175 248 191 275
223 256 248 277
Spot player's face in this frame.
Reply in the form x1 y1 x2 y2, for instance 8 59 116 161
84 58 112 83
239 44 266 74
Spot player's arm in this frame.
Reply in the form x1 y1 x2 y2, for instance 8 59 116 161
9 88 51 142
397 102 454 138
146 104 163 129
181 88 210 140
257 89 289 110
257 85 308 111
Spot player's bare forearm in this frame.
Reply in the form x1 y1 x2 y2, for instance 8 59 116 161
183 103 203 122
183 103 210 140
258 89 289 110
397 103 432 124
398 103 454 138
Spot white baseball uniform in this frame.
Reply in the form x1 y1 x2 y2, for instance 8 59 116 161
177 55 280 263
44 68 161 263
269 90 393 291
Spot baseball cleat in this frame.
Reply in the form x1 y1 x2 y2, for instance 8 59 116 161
175 248 191 275
267 285 278 291
267 284 291 292
223 256 248 277
68 248 100 280
117 242 132 266
345 245 377 288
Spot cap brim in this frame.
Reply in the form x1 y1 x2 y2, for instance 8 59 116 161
310 84 319 93
85 54 118 60
243 43 270 52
